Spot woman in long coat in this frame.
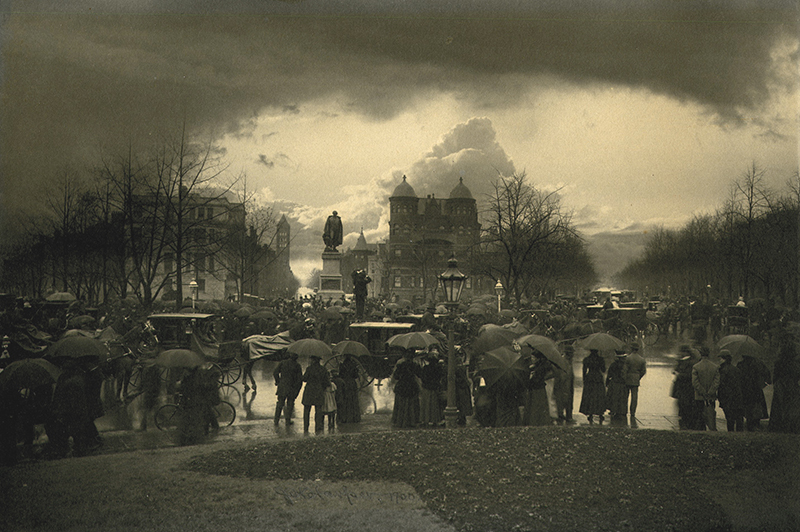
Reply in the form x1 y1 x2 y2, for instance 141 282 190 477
579 349 607 423
337 353 362 423
419 354 445 426
522 351 554 426
391 353 422 428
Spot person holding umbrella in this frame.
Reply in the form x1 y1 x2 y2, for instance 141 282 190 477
391 352 422 428
273 352 303 427
579 349 607 423
605 351 629 424
301 354 331 433
522 349 554 426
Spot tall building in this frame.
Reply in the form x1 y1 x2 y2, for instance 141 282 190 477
382 175 484 305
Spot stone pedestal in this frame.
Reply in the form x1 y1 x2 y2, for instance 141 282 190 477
318 250 344 301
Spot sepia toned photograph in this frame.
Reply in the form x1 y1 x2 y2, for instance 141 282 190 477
1 1 798 531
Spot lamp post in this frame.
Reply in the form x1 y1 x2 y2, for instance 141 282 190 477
494 279 504 314
189 279 199 310
438 253 467 429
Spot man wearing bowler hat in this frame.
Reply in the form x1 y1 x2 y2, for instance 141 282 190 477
302 354 331 433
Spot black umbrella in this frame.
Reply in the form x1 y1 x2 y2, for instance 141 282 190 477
46 335 109 362
479 346 530 388
0 358 62 391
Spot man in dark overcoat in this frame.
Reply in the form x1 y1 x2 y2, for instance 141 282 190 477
302 354 331 433
273 352 303 426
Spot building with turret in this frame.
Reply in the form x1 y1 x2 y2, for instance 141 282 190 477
380 175 484 305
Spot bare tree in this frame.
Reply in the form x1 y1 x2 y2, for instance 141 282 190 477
480 172 580 305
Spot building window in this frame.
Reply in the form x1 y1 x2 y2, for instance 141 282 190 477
394 249 401 257
419 277 424 287
466 278 472 289
394 276 402 288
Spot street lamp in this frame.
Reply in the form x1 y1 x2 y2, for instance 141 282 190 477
494 279 504 314
189 279 199 310
438 254 467 429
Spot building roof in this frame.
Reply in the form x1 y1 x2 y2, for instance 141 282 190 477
449 177 473 199
354 229 369 251
391 175 417 198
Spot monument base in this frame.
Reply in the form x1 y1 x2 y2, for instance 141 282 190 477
318 250 344 301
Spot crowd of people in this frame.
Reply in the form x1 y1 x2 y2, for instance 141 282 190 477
2 290 800 464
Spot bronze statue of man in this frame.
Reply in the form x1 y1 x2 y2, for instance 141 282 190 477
322 211 343 252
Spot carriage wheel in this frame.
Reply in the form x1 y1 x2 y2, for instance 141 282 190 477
219 384 242 406
216 364 241 386
214 401 236 427
615 323 638 345
155 404 180 431
642 322 660 347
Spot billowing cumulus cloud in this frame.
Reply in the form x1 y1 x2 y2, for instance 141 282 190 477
268 117 516 283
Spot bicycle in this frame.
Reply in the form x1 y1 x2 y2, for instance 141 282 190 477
154 395 236 431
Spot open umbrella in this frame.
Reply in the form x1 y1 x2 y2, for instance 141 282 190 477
234 306 255 318
479 346 530 388
503 321 530 335
332 340 370 358
68 315 96 329
515 334 569 372
46 335 109 362
576 332 625 354
471 325 523 354
45 291 76 302
250 309 277 321
154 349 206 368
717 335 767 364
466 305 487 316
0 358 62 391
286 338 332 360
386 331 442 351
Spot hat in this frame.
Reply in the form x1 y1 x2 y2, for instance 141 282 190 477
309 354 322 361
628 343 640 352
719 349 732 361
615 350 627 358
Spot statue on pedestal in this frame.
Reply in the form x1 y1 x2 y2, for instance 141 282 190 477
322 211 343 252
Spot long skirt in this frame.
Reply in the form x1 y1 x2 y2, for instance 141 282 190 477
338 378 361 423
392 393 420 428
579 380 607 416
522 388 552 426
606 382 628 418
419 388 443 425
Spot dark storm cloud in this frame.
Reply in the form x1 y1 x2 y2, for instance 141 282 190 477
1 1 796 232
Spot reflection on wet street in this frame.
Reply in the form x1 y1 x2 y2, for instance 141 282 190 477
85 347 774 455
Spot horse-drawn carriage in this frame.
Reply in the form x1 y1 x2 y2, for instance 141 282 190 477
332 321 416 386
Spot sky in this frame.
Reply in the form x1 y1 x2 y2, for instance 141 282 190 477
1 1 798 284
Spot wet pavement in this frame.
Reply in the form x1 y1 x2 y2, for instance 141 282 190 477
20 340 771 459
84 355 752 457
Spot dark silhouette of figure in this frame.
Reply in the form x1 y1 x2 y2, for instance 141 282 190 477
323 211 343 252
717 350 744 432
351 269 371 321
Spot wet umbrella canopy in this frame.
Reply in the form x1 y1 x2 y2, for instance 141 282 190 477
0 358 62 391
250 309 277 321
154 349 207 368
332 340 371 358
576 332 626 355
46 335 110 362
717 335 769 365
471 325 524 355
286 338 333 360
479 346 530 388
516 334 569 372
385 331 442 351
